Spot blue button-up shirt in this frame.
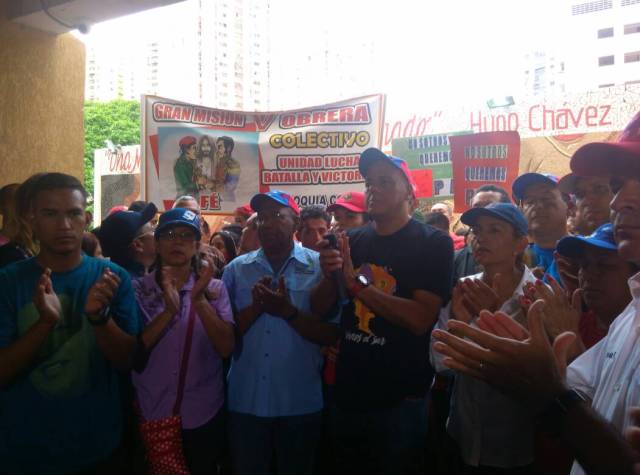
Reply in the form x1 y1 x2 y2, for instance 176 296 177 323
222 244 324 417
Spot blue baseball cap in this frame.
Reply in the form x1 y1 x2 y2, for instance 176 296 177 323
556 223 616 259
461 202 528 236
155 207 201 240
358 148 417 194
250 190 300 215
512 173 559 201
98 202 157 259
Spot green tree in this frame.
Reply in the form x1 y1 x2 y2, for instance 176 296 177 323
84 99 140 207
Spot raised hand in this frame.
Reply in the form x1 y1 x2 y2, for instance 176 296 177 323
160 266 180 316
33 268 61 325
450 284 473 323
458 275 503 316
432 299 577 409
554 251 580 297
253 275 295 318
85 268 121 315
192 256 218 303
317 234 344 279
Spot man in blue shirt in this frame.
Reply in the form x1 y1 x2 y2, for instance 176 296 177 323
512 172 569 283
0 173 140 475
222 190 339 475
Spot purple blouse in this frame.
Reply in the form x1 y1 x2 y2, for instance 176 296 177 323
132 271 234 429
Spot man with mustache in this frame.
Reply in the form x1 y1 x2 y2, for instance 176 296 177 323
222 190 339 475
432 112 640 475
559 174 613 236
512 172 569 283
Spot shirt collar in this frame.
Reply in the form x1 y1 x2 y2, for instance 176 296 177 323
629 270 640 300
244 243 311 266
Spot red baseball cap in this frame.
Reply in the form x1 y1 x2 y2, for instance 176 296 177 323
358 148 417 196
235 204 253 217
327 191 366 213
179 136 197 147
571 111 640 177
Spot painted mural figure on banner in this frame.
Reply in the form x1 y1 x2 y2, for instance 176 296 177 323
214 136 241 202
173 136 200 199
196 135 216 192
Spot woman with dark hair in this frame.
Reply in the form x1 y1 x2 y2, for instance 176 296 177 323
209 230 237 265
0 174 45 267
81 231 104 258
132 208 235 475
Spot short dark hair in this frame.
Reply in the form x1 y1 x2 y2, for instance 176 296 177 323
300 205 331 227
29 172 88 207
221 224 242 243
423 212 450 232
475 184 511 203
217 136 234 153
129 200 149 212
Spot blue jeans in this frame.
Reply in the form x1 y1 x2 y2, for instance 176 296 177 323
334 398 428 475
228 411 321 475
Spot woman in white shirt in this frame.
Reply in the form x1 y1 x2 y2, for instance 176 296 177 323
431 202 536 475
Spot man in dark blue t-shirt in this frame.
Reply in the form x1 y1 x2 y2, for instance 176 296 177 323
313 148 453 474
0 173 140 475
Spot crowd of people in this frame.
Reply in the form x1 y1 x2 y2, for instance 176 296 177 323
0 112 639 475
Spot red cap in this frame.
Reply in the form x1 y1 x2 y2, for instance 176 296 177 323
571 111 640 176
179 136 197 147
235 204 253 217
107 205 128 216
327 191 366 213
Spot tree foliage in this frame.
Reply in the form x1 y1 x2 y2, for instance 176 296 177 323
84 100 140 204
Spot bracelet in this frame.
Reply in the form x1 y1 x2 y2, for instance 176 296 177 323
87 305 111 326
285 307 299 323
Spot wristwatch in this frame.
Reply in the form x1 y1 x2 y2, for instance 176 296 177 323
348 274 370 297
87 305 111 326
539 388 586 435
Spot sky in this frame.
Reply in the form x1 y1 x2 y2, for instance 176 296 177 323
77 0 568 111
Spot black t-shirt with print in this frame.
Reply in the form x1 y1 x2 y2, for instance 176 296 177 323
335 218 454 411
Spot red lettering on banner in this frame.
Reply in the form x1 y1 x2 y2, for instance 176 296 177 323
199 194 221 210
152 103 193 122
585 106 598 126
312 110 326 123
279 103 372 129
106 148 140 174
528 105 541 131
599 105 612 126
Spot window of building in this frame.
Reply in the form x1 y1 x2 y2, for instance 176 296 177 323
598 55 615 66
598 27 614 38
571 0 612 15
599 83 615 87
624 22 640 34
625 51 640 62
626 79 640 85
622 0 640 5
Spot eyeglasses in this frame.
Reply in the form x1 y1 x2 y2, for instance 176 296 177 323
158 230 197 242
256 210 289 224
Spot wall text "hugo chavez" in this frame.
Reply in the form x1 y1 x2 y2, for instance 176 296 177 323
470 104 612 134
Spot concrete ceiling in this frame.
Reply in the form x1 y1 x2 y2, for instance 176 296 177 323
9 0 186 35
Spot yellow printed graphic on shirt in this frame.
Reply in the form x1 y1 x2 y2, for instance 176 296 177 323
354 264 396 335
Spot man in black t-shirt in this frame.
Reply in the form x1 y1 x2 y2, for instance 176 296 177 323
312 147 453 474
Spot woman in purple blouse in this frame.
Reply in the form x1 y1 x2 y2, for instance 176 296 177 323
133 208 235 474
